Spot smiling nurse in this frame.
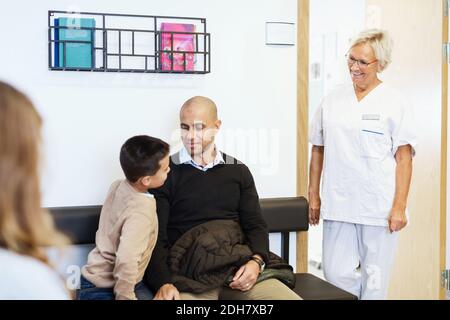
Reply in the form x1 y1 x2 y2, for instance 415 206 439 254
308 29 418 300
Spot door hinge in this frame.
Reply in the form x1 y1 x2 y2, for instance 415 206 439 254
444 43 450 64
442 269 450 290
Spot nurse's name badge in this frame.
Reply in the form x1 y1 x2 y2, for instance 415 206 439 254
362 114 381 120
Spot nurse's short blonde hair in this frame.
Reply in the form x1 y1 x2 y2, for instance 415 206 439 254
349 29 393 72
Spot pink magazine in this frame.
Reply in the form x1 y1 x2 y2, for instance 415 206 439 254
160 23 196 71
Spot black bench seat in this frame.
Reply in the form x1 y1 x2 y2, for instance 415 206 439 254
48 197 357 300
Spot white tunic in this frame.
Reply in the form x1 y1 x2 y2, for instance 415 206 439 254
0 248 69 299
309 82 417 227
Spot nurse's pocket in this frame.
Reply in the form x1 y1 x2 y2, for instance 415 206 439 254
359 122 390 159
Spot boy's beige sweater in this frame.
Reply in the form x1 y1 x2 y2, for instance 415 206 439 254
81 179 158 300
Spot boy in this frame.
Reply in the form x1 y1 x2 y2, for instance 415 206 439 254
78 135 170 300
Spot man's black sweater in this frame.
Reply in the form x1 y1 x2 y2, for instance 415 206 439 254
144 152 269 291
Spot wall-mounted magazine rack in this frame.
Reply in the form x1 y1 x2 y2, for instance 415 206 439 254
48 11 211 74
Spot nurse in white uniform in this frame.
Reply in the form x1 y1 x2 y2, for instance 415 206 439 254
308 29 417 300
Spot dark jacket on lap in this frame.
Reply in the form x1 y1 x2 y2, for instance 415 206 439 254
168 219 295 293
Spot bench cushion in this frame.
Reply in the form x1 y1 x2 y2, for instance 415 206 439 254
294 273 357 300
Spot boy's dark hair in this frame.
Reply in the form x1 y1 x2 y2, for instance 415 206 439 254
120 135 170 183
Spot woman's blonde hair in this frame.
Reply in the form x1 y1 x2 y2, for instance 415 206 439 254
0 81 68 264
349 29 393 72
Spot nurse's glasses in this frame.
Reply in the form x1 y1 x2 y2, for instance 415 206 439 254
346 54 378 69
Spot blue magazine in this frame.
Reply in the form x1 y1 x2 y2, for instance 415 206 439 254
55 18 95 68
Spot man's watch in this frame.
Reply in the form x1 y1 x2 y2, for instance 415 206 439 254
250 256 265 273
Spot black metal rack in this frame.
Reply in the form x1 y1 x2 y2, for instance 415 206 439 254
48 11 211 74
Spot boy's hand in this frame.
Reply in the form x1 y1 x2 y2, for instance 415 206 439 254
154 283 180 300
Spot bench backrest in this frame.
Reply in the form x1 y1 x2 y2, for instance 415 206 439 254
48 196 309 268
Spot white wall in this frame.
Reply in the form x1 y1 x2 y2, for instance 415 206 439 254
0 0 298 208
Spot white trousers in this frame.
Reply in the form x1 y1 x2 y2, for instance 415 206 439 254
322 220 398 300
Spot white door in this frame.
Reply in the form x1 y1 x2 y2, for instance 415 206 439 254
365 0 444 299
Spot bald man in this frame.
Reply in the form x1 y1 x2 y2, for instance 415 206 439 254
144 96 301 300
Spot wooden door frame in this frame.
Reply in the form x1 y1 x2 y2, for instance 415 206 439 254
441 0 448 300
296 0 309 273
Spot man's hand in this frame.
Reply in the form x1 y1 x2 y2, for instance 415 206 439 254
388 207 407 233
154 283 180 300
308 192 321 226
229 260 260 291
